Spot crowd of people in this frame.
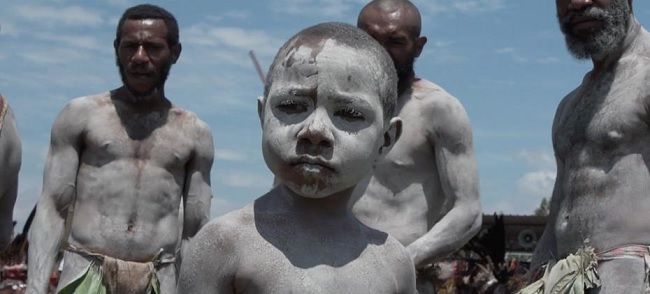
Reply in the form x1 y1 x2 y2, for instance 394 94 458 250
0 0 647 293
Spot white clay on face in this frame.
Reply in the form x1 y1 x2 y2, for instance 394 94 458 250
262 38 386 199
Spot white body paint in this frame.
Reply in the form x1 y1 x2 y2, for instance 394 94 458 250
350 78 481 274
0 101 21 251
26 91 214 294
178 37 415 294
532 18 650 293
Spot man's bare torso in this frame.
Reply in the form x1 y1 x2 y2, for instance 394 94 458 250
352 79 453 245
59 91 204 288
552 51 650 255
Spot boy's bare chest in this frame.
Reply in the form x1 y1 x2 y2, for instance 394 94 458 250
234 223 400 293
236 250 398 293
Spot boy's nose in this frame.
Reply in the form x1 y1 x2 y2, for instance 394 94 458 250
296 111 334 151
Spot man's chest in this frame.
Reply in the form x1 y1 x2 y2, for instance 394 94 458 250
82 113 194 168
380 105 435 171
554 83 649 158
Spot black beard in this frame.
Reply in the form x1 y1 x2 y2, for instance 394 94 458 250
558 0 630 60
396 55 416 80
117 58 172 98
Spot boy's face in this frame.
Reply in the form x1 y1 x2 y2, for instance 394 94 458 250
261 38 389 198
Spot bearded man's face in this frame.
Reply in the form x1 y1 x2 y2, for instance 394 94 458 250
556 0 631 60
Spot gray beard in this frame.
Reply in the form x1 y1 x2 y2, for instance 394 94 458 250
558 0 630 60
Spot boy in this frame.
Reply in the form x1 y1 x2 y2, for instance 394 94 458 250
178 22 415 293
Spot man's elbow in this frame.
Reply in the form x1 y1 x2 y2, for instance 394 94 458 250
461 201 482 239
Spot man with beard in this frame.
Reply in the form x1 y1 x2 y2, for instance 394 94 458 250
26 4 214 294
521 0 650 293
0 94 21 251
351 1 481 293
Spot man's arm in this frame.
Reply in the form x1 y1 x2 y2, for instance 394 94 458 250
406 96 481 268
0 108 21 250
182 119 214 241
27 101 85 294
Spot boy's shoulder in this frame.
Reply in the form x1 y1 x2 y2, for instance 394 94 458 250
358 223 416 291
205 203 255 235
192 203 256 250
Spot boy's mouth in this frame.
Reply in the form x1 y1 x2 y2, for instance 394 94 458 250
291 156 335 172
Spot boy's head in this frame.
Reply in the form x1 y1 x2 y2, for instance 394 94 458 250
259 22 401 199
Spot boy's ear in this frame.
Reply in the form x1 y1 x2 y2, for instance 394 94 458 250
379 117 402 155
257 96 265 127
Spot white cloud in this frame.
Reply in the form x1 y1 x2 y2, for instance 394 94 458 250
34 33 105 51
13 5 104 28
184 24 282 57
415 0 505 15
452 0 504 13
214 148 248 162
19 48 92 65
517 170 556 200
515 149 555 169
0 22 20 37
270 0 365 18
485 149 557 214
496 47 515 54
207 10 252 22
536 57 560 64
105 0 131 7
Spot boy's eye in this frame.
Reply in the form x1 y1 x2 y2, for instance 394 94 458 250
335 106 364 122
277 100 307 114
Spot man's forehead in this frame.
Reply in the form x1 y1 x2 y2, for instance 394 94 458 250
121 18 168 36
360 4 420 35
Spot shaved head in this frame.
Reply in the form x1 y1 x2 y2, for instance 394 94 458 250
357 0 427 90
359 0 422 38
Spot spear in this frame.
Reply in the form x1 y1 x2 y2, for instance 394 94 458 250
248 50 266 85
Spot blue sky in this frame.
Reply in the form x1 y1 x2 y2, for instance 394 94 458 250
2 0 650 229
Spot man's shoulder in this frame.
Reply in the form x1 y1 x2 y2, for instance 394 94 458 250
410 78 466 114
409 78 471 136
169 105 212 133
63 92 112 113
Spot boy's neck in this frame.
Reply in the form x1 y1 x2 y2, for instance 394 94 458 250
279 185 355 221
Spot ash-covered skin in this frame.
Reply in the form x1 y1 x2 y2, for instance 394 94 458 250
0 102 21 251
531 0 650 292
558 0 631 60
178 24 415 294
351 3 480 293
26 6 214 294
262 38 389 199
